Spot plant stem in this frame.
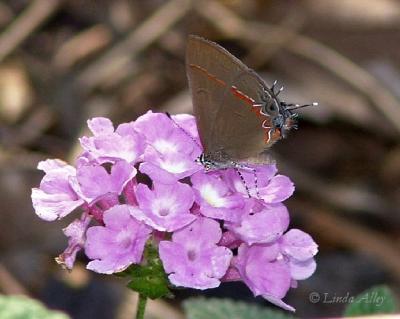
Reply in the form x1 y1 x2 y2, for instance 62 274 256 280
135 293 147 319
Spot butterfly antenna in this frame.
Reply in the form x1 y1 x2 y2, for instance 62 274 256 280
275 86 284 97
270 80 278 94
285 102 318 111
164 112 203 150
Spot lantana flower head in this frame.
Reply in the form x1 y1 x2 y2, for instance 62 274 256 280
31 111 318 312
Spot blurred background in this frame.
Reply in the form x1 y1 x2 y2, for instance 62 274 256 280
0 0 399 318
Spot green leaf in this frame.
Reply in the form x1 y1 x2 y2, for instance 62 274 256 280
0 295 70 319
344 285 397 316
124 243 172 299
183 297 297 319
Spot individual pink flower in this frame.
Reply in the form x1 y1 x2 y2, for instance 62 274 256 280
134 111 200 159
279 229 318 280
226 200 289 245
233 228 318 311
139 148 201 184
131 181 196 232
235 243 294 311
84 205 151 274
79 117 145 164
135 112 202 183
191 171 244 222
32 159 84 221
56 211 92 270
74 160 136 204
159 218 232 289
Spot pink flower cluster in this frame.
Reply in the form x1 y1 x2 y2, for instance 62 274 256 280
31 111 318 311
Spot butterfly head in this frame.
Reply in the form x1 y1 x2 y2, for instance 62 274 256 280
259 81 318 140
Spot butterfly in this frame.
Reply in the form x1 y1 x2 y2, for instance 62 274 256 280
186 35 316 171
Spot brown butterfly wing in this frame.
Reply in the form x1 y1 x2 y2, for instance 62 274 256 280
186 35 250 153
186 35 279 163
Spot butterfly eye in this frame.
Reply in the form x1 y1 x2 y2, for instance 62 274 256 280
264 101 278 115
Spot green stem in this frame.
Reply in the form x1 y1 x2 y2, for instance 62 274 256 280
135 293 147 319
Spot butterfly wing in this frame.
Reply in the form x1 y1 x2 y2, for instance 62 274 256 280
186 35 250 154
186 35 280 163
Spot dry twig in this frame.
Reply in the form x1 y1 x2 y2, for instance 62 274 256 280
53 25 112 71
77 0 191 91
0 263 28 295
0 0 62 63
299 201 400 283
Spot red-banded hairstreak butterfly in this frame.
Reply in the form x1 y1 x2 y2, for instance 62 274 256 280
186 35 317 170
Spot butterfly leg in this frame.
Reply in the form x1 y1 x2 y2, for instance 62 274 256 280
262 119 271 129
247 167 261 199
234 167 251 198
233 164 261 199
261 119 275 143
249 166 260 199
259 107 268 117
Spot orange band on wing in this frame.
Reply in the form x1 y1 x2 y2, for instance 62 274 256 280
189 64 226 87
230 86 254 106
230 86 264 120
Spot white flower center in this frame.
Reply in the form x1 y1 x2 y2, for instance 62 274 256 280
154 139 177 153
200 184 225 207
160 159 187 173
116 229 133 249
152 197 176 217
187 249 197 261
